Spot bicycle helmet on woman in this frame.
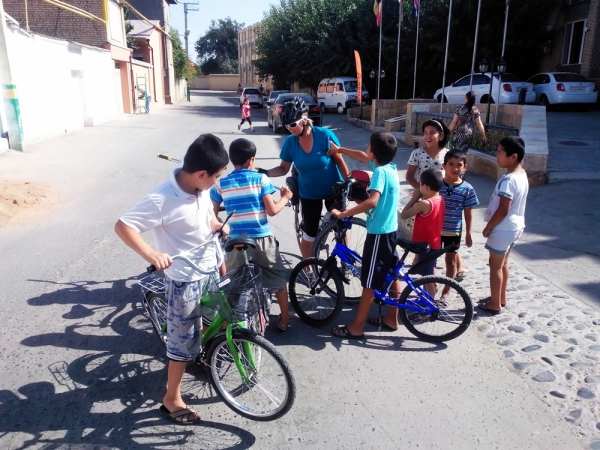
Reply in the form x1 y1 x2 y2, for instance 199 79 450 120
281 96 309 127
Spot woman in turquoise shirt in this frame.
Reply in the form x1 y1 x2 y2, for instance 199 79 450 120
261 106 345 258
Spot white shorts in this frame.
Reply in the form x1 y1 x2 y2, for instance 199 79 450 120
485 229 522 255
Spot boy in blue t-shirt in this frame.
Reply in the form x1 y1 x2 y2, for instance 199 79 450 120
328 132 400 339
211 138 293 331
440 151 479 285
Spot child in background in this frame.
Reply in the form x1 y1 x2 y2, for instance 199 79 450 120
440 152 479 283
401 169 445 287
478 136 529 315
238 96 253 132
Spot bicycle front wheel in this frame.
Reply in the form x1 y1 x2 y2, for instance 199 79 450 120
207 331 295 421
313 217 367 302
288 258 344 326
398 276 473 342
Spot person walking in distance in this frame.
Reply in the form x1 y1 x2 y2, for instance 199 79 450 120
238 96 254 132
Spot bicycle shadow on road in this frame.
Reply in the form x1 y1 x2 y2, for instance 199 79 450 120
3 277 256 450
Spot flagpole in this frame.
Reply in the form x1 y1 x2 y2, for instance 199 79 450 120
377 1 383 100
469 0 483 90
394 1 403 100
412 5 420 99
495 0 510 122
440 0 453 112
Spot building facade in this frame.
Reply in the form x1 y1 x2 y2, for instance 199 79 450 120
238 23 272 91
4 0 136 112
540 0 600 83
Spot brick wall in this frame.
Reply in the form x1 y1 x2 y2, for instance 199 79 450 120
5 0 107 48
581 0 600 80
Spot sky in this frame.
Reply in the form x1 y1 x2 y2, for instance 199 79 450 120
170 0 279 60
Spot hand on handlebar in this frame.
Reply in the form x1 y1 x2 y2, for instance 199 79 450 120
279 185 293 199
330 208 345 219
146 251 172 272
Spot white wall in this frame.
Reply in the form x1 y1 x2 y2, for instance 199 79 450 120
5 23 121 145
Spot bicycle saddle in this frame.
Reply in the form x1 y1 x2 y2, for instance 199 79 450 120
395 237 429 254
224 237 257 252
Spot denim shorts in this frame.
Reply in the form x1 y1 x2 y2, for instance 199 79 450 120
165 275 216 362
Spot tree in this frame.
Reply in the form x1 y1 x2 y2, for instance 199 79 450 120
195 18 243 74
256 0 558 98
171 30 197 80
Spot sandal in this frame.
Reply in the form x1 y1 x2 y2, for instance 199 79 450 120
455 271 466 282
476 303 501 316
479 296 506 308
159 405 202 425
367 316 397 331
331 325 364 340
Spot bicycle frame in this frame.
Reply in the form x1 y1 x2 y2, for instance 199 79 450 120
330 240 440 316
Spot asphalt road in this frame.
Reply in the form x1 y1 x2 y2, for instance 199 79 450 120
0 91 585 449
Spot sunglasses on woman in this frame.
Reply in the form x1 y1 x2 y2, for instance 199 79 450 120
286 119 304 129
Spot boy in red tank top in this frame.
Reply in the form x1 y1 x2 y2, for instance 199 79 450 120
401 169 445 277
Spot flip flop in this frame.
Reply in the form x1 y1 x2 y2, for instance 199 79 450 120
367 316 398 331
455 271 466 282
331 325 364 340
476 303 501 316
159 405 202 425
479 296 506 308
275 315 289 333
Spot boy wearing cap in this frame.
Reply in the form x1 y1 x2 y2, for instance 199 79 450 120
478 136 529 315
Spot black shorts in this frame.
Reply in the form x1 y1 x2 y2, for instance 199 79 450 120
441 234 461 252
300 197 335 239
411 253 437 276
361 232 397 290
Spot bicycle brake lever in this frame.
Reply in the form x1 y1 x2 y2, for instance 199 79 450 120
146 265 157 273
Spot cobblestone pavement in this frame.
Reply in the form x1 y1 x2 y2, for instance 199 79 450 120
458 243 600 446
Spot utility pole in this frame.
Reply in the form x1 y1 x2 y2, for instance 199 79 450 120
0 0 24 151
182 2 199 59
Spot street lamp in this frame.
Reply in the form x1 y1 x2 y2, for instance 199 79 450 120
479 57 507 125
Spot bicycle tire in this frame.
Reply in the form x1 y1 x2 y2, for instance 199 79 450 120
143 292 168 346
313 217 367 302
398 276 473 342
206 330 296 421
288 258 344 326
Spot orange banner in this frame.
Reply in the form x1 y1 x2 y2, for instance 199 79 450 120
354 50 363 105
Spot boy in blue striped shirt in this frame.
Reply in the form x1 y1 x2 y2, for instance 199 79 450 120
211 138 293 331
440 152 479 286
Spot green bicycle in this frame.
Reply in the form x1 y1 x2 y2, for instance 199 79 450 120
138 236 296 421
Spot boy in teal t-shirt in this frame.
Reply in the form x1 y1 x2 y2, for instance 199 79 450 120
329 132 400 339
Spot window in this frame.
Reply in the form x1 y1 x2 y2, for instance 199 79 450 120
562 20 586 65
108 0 125 45
453 76 471 87
344 81 358 92
472 74 491 85
554 73 588 82
528 74 548 84
318 84 325 93
336 83 344 92
326 83 335 93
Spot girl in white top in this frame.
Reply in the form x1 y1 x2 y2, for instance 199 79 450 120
479 136 529 315
406 119 450 189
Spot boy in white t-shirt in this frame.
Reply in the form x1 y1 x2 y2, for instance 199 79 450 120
478 136 529 315
115 134 229 424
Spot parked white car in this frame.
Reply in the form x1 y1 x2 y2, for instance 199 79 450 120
433 73 535 104
317 77 368 114
240 87 264 108
527 72 598 106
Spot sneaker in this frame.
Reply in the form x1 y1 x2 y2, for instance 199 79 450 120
237 124 241 130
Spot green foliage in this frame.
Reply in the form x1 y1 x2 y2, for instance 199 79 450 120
171 30 197 80
195 18 244 74
256 0 559 98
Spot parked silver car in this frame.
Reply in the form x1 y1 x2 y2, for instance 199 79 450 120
527 72 598 106
433 73 535 104
240 87 264 108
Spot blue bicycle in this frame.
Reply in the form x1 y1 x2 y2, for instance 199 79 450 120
288 220 473 342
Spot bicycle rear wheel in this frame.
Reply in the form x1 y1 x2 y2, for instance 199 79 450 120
313 217 367 302
398 276 473 342
288 258 344 326
143 292 168 346
207 331 295 421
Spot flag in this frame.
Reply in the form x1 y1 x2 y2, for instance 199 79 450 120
354 50 363 105
373 0 382 27
413 0 420 16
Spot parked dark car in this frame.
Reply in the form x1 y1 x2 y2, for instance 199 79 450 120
267 93 322 133
265 90 290 106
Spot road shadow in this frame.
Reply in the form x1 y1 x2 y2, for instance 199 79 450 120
4 277 256 449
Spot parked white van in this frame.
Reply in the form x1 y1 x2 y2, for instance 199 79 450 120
317 77 368 114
